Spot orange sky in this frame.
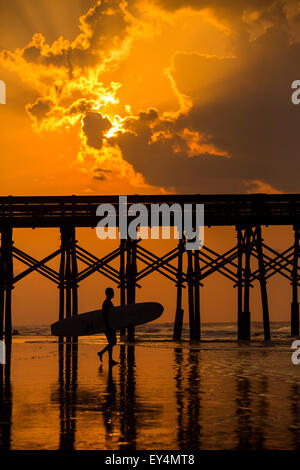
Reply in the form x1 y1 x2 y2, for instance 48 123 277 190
0 0 299 326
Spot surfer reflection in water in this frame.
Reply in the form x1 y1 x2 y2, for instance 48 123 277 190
97 288 118 367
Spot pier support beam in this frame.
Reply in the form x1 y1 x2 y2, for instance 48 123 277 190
187 249 195 340
237 228 243 340
236 227 252 341
119 239 126 339
126 239 137 342
255 226 271 341
291 226 300 336
0 341 12 450
243 227 252 341
173 239 184 340
193 250 201 341
59 226 78 342
182 245 201 342
0 227 13 343
0 242 4 341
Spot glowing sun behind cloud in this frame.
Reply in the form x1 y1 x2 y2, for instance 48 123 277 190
0 0 236 195
1 0 299 195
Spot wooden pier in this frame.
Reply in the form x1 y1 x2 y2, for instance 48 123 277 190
0 194 299 342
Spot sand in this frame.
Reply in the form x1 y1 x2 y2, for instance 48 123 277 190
0 336 299 450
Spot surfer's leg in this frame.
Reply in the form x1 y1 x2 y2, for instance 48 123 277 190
98 329 116 363
98 332 111 361
97 346 105 362
108 331 118 366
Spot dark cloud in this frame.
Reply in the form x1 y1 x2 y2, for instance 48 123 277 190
93 167 113 180
84 0 129 47
8 0 133 71
178 25 300 192
94 167 113 172
153 0 295 38
93 174 107 180
154 0 278 15
115 125 239 193
139 108 159 122
66 99 94 115
26 97 53 121
113 107 235 192
121 108 159 135
82 112 111 149
114 22 300 193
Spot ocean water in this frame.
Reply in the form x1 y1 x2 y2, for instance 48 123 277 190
1 322 300 450
12 321 293 344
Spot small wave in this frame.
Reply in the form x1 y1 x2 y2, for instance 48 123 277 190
12 321 295 347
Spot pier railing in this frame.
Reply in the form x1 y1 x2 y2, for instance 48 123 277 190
0 194 299 227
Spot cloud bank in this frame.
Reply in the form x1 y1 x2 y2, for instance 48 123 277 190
1 0 300 193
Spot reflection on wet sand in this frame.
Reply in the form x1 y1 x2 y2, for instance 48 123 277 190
0 343 12 450
3 341 300 449
57 339 78 450
235 351 253 449
174 348 202 449
234 351 270 450
52 342 162 450
99 344 137 449
288 378 300 449
255 372 269 449
118 345 136 449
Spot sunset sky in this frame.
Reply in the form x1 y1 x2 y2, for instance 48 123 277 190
0 0 299 326
1 0 300 195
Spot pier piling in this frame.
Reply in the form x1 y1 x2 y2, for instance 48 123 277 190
0 227 13 343
173 239 184 341
255 226 271 341
291 226 300 336
126 239 137 342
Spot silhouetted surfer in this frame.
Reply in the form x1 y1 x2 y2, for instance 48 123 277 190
98 288 118 367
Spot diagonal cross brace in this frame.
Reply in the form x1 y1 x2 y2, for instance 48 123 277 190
76 245 121 283
198 246 239 283
12 246 61 285
250 245 300 284
135 245 186 284
76 244 142 287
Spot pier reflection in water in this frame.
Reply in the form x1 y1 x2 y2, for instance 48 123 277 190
4 341 300 449
57 339 78 450
288 377 300 450
174 348 202 449
0 343 12 450
52 341 162 450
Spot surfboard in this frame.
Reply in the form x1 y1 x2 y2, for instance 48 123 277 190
50 302 163 336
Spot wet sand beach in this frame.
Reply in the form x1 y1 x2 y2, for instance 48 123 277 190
1 324 300 450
